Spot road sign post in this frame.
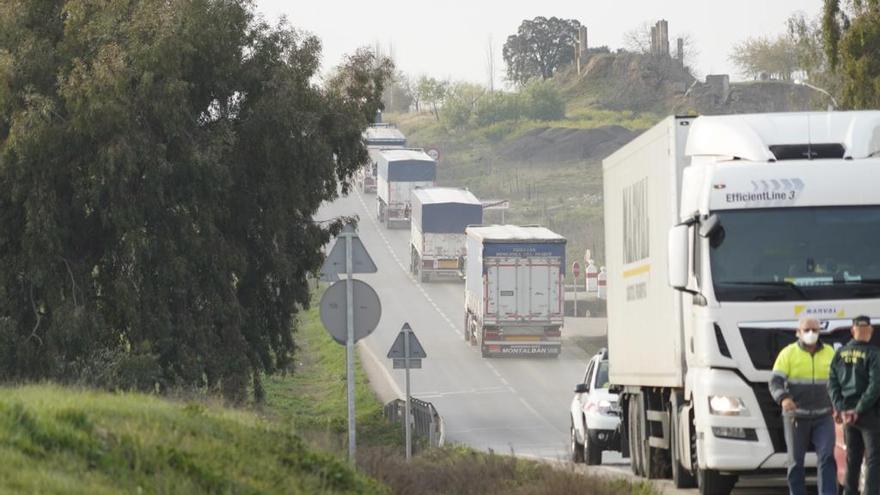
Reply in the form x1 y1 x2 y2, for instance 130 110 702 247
387 323 427 461
344 230 356 464
572 261 581 317
319 224 379 464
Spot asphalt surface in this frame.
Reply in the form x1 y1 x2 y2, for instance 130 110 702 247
318 190 795 495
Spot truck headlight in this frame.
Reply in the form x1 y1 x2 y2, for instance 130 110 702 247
708 395 749 416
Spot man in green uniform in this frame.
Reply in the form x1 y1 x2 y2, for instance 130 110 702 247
828 315 880 495
770 316 837 495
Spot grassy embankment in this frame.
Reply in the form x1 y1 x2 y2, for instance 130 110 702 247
0 291 658 494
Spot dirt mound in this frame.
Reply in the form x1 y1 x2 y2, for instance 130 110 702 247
499 125 637 164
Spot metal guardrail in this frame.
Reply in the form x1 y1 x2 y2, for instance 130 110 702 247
384 397 444 451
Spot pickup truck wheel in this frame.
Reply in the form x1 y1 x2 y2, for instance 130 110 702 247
570 422 584 463
585 429 602 465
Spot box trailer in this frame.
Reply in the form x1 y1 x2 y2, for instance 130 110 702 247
376 149 436 228
358 124 406 193
410 187 482 282
464 225 566 358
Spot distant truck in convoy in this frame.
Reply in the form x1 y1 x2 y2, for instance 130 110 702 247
602 111 880 494
359 124 406 193
376 148 436 228
410 188 482 283
464 225 566 358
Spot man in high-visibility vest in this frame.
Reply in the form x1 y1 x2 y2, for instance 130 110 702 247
769 316 837 495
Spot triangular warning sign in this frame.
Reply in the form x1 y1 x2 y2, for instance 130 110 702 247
386 323 427 359
321 227 377 275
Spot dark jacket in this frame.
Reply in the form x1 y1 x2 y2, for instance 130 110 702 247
828 339 880 430
769 341 835 417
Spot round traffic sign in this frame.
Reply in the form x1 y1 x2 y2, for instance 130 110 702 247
425 147 440 161
319 279 382 345
572 261 581 278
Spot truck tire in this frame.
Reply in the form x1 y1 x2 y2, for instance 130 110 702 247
585 429 602 465
628 397 645 476
410 247 417 275
570 421 584 463
697 469 736 495
464 314 471 342
669 402 696 488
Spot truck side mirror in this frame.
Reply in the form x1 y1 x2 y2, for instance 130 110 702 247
668 225 689 290
575 383 590 394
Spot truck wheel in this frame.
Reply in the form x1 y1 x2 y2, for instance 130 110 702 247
481 346 490 358
585 429 602 465
669 402 696 488
464 314 472 342
697 469 736 495
570 421 584 463
628 397 644 476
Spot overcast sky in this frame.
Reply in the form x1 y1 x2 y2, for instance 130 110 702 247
256 0 823 86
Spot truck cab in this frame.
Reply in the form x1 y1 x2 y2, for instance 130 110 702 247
604 111 880 494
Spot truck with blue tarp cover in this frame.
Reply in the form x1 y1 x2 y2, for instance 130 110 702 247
410 188 482 282
464 225 566 357
358 123 406 193
376 148 436 228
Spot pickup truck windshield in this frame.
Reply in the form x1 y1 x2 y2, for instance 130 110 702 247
710 206 880 302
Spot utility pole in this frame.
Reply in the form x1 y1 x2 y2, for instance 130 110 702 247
486 35 495 92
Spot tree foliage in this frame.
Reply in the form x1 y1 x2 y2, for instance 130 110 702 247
824 0 880 108
502 17 581 85
415 76 448 121
730 36 800 80
0 0 391 400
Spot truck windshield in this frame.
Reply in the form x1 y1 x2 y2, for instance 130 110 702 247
710 206 880 301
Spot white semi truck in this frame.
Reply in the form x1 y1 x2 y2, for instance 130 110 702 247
410 188 482 282
359 124 406 193
376 148 436 228
603 111 880 494
464 225 566 358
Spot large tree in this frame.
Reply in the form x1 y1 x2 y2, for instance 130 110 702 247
823 0 880 108
502 17 581 85
0 0 391 400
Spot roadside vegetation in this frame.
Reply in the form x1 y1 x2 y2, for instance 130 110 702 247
0 289 658 494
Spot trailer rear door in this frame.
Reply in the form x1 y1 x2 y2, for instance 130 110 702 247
487 257 560 322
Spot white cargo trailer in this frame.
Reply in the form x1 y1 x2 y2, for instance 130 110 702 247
358 124 406 193
464 225 566 357
410 188 482 282
376 149 436 228
603 112 880 494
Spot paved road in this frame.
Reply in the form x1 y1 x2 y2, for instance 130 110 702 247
318 190 793 494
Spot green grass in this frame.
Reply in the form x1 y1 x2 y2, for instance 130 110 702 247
261 292 403 450
0 384 385 494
